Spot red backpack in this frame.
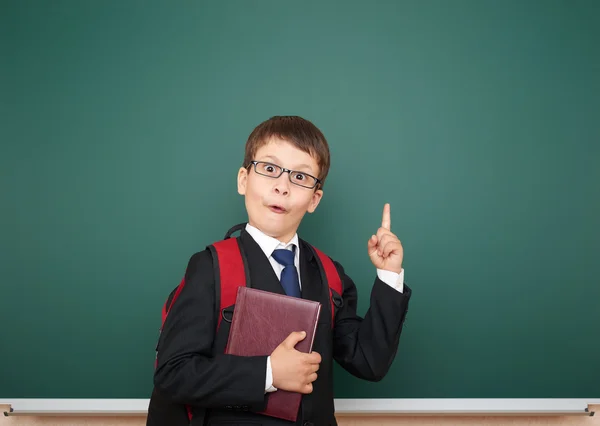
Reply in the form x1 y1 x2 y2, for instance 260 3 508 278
156 225 344 422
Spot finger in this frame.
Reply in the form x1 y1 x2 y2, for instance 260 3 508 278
284 331 306 348
376 227 393 241
308 351 322 364
368 246 382 265
367 235 378 254
382 203 391 230
376 234 397 255
377 236 390 256
382 241 402 258
307 372 318 383
307 361 321 372
302 383 313 394
377 234 396 247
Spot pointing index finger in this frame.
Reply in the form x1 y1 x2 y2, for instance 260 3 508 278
382 203 391 230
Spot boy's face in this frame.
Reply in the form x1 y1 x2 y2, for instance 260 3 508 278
237 137 323 243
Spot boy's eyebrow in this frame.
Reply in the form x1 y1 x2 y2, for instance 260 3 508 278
294 163 314 172
261 155 315 173
261 155 281 163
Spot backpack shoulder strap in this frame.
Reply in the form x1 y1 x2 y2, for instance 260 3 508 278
310 245 343 326
160 234 248 333
209 237 247 331
161 277 185 329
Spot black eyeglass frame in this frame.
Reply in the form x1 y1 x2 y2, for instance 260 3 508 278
247 160 322 189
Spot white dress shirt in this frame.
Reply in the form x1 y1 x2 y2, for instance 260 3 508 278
244 223 405 393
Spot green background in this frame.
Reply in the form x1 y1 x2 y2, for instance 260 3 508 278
1 0 598 399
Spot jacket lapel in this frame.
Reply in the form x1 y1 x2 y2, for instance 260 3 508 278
239 229 286 296
299 239 324 304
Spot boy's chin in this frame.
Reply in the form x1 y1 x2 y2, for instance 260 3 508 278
263 221 292 235
252 217 299 239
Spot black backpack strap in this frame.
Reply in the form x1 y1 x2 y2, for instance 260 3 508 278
224 223 247 239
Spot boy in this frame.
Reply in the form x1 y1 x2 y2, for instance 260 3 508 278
147 116 412 426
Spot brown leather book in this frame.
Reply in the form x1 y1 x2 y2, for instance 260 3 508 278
224 286 322 422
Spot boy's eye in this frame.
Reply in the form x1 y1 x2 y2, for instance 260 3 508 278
293 173 306 181
262 164 277 173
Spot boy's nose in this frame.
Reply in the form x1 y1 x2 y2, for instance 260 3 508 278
273 174 290 195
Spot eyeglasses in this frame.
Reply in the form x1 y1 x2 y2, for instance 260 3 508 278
247 161 321 189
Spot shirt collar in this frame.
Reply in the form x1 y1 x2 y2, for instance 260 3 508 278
245 223 299 260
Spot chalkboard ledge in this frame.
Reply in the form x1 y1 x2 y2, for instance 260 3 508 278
1 399 598 417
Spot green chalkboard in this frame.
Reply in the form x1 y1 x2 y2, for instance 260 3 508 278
1 0 599 400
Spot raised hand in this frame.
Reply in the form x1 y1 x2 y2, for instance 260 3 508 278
367 203 403 274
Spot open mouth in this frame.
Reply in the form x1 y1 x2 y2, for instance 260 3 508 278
268 205 287 214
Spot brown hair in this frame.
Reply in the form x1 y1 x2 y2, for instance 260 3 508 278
243 116 331 187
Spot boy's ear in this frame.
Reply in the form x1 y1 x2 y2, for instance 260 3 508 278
237 167 248 195
307 188 323 213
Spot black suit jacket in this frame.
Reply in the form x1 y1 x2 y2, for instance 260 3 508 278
148 229 412 426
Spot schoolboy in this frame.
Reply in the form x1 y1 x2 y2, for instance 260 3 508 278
147 116 412 426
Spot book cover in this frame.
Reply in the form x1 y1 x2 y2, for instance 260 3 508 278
225 286 321 421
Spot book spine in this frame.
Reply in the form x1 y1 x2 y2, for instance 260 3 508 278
307 304 321 353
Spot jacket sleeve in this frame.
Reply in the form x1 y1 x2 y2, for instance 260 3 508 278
331 260 412 382
154 250 267 411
